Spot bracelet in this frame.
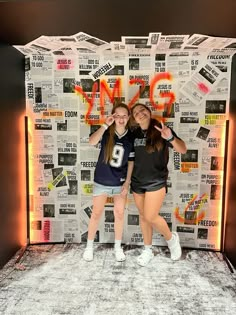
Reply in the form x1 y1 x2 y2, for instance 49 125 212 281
166 134 175 142
102 123 109 130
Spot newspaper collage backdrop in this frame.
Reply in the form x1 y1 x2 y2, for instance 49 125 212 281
15 32 236 250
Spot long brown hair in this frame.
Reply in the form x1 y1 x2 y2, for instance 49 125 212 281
131 103 164 152
104 103 130 163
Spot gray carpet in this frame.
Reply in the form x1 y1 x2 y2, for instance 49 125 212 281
0 244 235 315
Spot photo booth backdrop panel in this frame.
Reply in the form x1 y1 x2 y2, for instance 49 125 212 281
22 33 236 249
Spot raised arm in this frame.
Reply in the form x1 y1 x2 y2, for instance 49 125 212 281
89 115 115 145
169 137 187 154
154 122 187 154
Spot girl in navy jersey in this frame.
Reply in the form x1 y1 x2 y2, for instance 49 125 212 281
83 103 134 262
131 103 187 266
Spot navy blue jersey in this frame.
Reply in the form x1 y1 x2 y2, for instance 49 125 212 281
94 129 134 186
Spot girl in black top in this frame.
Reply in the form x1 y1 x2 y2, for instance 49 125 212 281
131 103 187 266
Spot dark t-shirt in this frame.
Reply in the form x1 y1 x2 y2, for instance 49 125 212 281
94 129 134 186
131 127 179 186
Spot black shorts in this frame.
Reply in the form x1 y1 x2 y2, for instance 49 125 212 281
131 181 167 194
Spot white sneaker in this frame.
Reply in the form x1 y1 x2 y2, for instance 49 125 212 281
168 232 182 261
83 247 93 261
137 249 154 267
115 247 126 262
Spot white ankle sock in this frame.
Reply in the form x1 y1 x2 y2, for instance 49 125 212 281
144 245 152 251
115 240 122 249
167 233 175 246
87 239 94 248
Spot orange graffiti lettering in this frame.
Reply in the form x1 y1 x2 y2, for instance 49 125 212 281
174 193 207 224
74 81 99 124
75 72 176 125
100 78 121 115
128 78 145 108
150 73 175 112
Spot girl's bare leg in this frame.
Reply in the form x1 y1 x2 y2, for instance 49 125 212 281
113 194 127 261
113 194 126 240
143 188 182 260
87 194 107 240
83 194 108 261
143 188 172 240
132 192 153 245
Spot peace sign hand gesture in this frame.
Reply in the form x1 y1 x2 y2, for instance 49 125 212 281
154 121 173 140
105 114 115 126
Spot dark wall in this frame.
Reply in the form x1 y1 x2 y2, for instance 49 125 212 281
224 56 236 269
0 0 236 45
0 43 26 268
